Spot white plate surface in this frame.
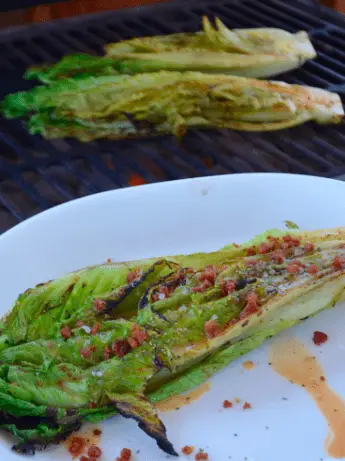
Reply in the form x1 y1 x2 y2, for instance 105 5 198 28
1 173 345 461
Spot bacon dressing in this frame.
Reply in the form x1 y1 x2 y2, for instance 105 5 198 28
269 337 345 459
65 427 102 459
156 382 211 413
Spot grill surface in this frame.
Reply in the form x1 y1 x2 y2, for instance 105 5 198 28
1 0 345 233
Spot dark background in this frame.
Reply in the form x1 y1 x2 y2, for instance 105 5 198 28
1 0 62 12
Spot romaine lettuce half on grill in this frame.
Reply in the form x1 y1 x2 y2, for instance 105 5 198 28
2 72 343 141
1 227 345 455
25 16 316 83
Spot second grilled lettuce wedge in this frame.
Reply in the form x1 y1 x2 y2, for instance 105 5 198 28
25 16 316 83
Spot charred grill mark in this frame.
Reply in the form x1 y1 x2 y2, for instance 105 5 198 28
45 407 58 419
139 276 174 310
151 308 170 323
114 398 177 456
300 315 310 321
42 279 78 314
0 412 54 430
138 269 187 310
235 278 257 291
103 260 174 315
153 354 165 370
11 420 82 455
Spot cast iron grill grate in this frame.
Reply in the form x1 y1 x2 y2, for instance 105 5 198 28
1 0 345 233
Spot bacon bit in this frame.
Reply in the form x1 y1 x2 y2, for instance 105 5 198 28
223 399 233 408
320 376 326 382
131 324 148 345
199 266 217 284
94 299 106 312
204 319 222 339
120 448 132 460
68 436 86 457
267 236 280 246
286 263 302 274
246 291 259 307
240 307 256 321
91 323 101 336
233 243 239 248
79 456 89 461
88 401 96 409
333 255 345 270
104 346 112 360
185 267 195 274
313 331 328 346
247 246 256 256
307 264 319 275
93 429 102 436
283 235 301 247
80 346 95 359
195 451 208 460
128 337 139 349
192 279 213 293
240 292 259 320
107 258 112 263
281 242 290 251
304 242 314 253
152 286 170 302
227 318 239 327
61 326 72 340
126 268 141 284
245 259 257 266
243 402 251 409
258 242 272 254
271 250 284 264
113 340 131 358
294 260 305 267
221 279 236 296
182 446 195 455
76 320 85 328
87 446 102 458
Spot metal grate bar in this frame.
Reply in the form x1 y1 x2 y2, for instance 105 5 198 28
250 0 322 30
233 2 310 31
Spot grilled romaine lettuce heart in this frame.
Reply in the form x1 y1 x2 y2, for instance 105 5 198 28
1 227 345 455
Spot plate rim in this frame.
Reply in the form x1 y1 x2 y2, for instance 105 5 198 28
1 172 343 245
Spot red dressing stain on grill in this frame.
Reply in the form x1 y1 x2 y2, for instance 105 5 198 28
129 173 146 186
269 337 345 459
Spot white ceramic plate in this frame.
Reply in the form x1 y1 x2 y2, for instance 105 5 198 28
1 173 345 461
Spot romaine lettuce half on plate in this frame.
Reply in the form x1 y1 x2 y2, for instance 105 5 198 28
1 227 345 455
